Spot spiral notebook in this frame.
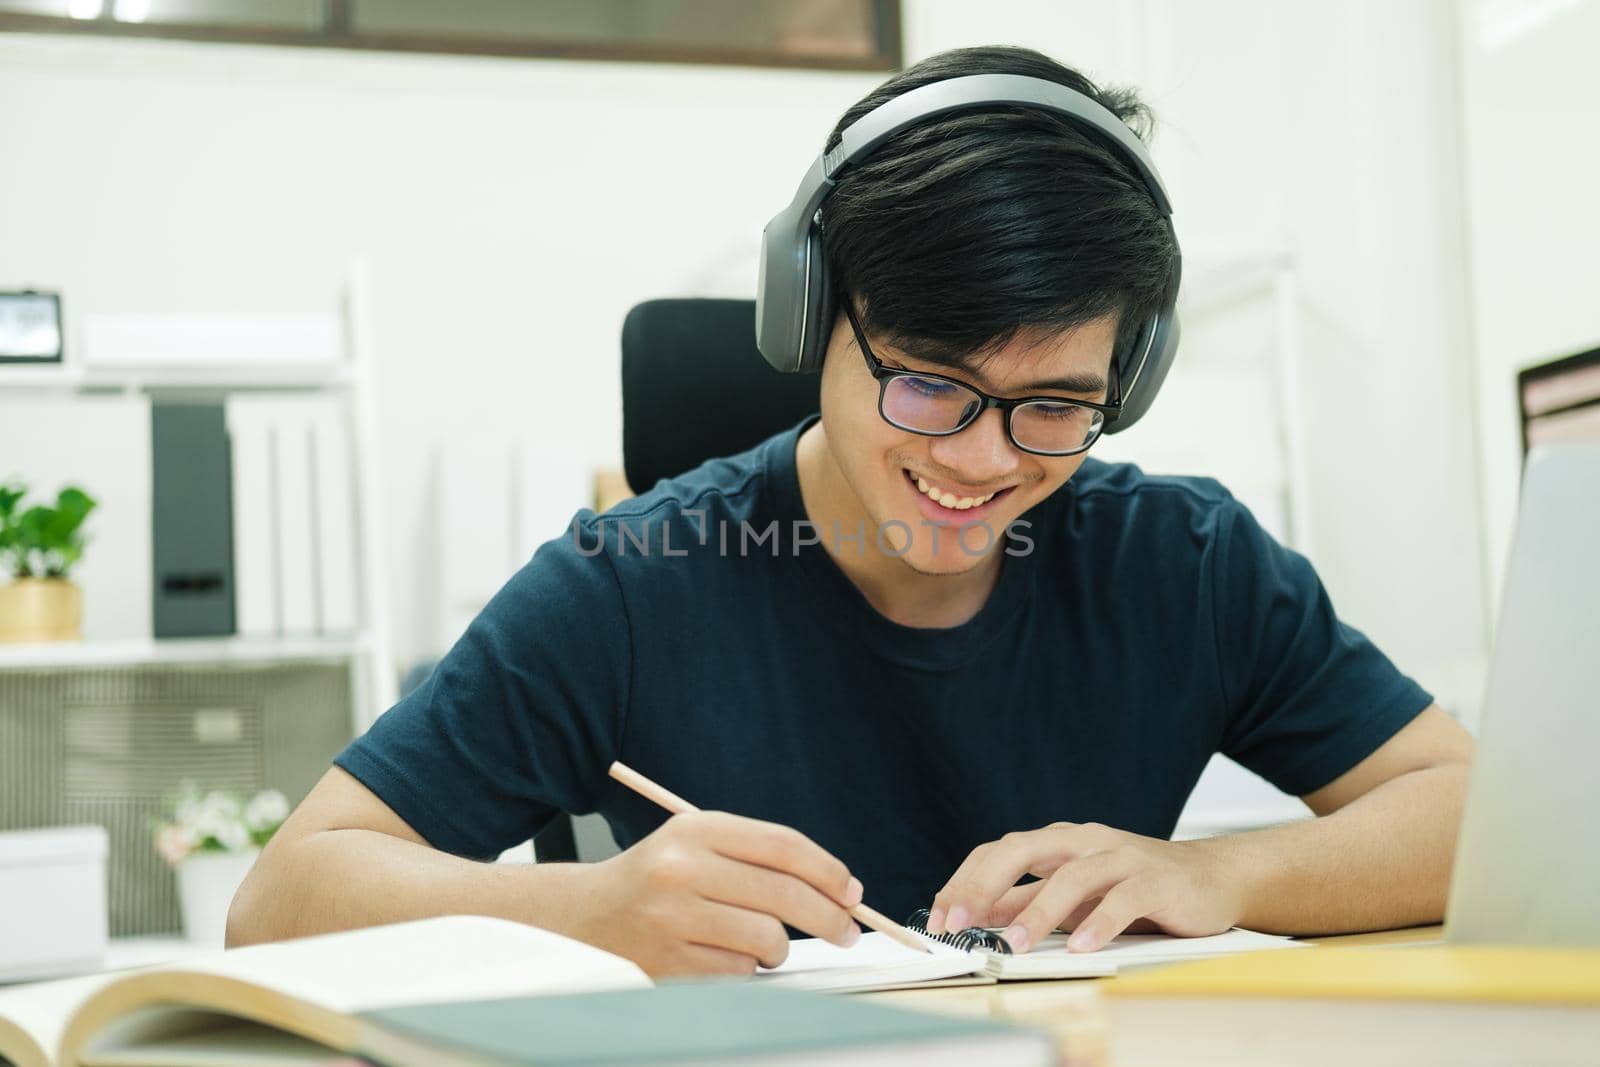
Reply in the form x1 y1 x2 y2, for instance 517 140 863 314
762 909 1302 993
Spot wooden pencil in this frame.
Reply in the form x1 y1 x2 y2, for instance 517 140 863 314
607 760 933 954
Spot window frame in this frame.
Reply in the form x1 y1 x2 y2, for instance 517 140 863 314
0 1 903 72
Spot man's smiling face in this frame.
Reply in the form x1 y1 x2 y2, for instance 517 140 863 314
817 304 1122 576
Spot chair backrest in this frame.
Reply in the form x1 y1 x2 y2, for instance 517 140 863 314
622 299 821 495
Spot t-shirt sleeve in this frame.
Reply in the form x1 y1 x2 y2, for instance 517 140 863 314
1211 497 1433 797
334 518 631 859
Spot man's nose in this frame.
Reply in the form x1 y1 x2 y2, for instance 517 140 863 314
926 407 1021 483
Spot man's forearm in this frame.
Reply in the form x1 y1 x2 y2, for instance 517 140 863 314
227 827 592 947
1192 762 1471 935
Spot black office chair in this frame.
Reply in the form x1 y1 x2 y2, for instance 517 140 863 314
530 299 820 864
621 298 822 494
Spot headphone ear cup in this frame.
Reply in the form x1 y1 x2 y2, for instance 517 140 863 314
797 227 833 374
756 199 819 373
1107 245 1181 432
1108 310 1179 432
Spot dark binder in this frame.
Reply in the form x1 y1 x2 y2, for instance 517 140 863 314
151 402 235 637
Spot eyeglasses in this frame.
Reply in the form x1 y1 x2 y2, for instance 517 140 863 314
842 298 1120 457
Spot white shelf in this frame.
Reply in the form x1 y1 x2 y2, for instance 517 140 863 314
0 635 366 672
0 263 397 725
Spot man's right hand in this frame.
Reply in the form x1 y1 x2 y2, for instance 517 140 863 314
570 811 863 977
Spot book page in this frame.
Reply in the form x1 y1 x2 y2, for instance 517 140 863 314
41 918 647 1067
0 973 120 1067
73 1020 365 1067
148 916 650 1013
758 932 985 992
991 927 1302 979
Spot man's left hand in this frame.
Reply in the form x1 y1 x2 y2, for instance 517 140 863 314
926 822 1246 953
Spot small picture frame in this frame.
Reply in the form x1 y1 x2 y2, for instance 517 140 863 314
0 291 64 365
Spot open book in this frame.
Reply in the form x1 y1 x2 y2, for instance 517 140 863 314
0 917 1063 1067
764 926 1303 993
0 913 1292 1065
0 916 650 1067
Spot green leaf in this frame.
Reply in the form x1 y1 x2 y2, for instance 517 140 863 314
0 483 25 520
43 494 93 544
0 484 25 567
3 487 97 578
16 507 51 551
57 487 95 517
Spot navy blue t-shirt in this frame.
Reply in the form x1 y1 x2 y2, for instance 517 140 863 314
336 416 1431 922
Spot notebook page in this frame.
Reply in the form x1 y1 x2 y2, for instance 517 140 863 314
990 927 1303 979
758 932 985 992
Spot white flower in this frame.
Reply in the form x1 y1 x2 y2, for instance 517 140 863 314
213 820 252 852
201 790 242 823
195 811 232 847
159 785 265 855
155 823 198 866
244 790 289 833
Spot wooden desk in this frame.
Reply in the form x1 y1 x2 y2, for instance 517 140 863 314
866 926 1445 1067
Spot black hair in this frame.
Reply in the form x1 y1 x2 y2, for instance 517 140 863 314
821 45 1177 371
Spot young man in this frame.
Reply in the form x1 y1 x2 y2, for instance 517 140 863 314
230 46 1472 975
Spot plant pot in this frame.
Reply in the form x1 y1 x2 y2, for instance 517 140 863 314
175 849 260 945
0 577 82 643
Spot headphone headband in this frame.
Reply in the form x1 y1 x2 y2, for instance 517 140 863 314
824 73 1171 214
755 71 1181 434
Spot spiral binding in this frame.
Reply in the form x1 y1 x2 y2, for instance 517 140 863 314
904 908 1013 954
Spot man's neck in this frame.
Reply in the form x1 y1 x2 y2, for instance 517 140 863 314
793 421 1004 629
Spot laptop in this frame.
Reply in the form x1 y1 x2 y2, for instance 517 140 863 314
1445 443 1600 946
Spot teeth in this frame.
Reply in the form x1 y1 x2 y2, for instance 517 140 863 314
910 472 998 511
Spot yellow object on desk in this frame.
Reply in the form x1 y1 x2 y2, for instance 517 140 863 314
1106 944 1600 1004
1102 945 1600 1067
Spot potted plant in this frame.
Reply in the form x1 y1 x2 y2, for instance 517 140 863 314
152 783 290 943
0 480 97 643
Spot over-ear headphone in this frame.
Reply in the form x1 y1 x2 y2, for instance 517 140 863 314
755 73 1182 432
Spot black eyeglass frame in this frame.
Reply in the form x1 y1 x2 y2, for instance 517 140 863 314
842 298 1122 457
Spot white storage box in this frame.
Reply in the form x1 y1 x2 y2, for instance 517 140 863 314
0 826 108 982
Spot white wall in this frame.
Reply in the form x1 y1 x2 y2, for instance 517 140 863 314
0 1 1492 720
1108 0 1488 720
1455 0 1600 619
0 32 878 665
